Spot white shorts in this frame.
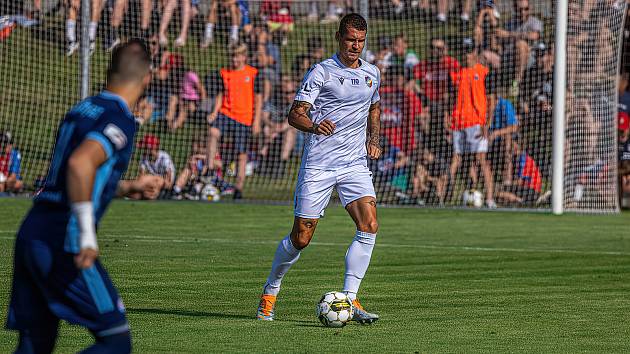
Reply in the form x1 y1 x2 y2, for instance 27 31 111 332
453 125 488 154
293 164 376 219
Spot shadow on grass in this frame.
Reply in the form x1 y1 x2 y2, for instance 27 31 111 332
128 307 313 324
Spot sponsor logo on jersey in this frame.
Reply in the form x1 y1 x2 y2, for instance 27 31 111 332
365 76 373 88
104 124 127 150
245 76 250 82
338 77 345 85
351 78 360 86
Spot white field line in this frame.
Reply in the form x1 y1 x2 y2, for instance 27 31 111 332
0 231 628 256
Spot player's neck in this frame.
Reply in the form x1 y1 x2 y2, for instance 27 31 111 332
336 53 360 69
105 86 140 111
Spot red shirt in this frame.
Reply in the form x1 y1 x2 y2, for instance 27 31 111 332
414 56 460 102
518 153 542 193
380 86 422 154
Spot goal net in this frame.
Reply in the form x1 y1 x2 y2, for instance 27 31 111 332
0 0 627 212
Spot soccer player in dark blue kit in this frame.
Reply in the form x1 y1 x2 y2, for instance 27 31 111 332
6 39 156 354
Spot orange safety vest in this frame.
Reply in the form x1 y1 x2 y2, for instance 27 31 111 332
450 63 489 130
220 65 259 126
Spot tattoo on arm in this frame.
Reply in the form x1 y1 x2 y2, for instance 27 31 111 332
288 101 317 133
367 102 381 145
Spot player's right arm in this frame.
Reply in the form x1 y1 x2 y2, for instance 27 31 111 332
66 139 108 269
289 64 335 135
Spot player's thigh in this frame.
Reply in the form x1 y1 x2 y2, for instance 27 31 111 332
336 165 377 209
452 130 466 155
6 239 60 335
293 169 336 219
467 126 488 154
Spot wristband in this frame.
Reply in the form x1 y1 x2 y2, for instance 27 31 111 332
71 202 98 251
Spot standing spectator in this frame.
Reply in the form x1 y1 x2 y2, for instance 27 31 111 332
136 134 175 199
391 33 420 70
201 0 242 47
447 39 496 208
158 0 193 47
206 44 263 199
65 0 106 55
488 82 519 186
0 131 23 193
495 0 543 90
259 76 298 177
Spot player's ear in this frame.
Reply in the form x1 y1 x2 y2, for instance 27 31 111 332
335 31 340 43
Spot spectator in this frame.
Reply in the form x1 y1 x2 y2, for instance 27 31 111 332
170 67 207 131
495 140 545 205
0 131 23 193
436 0 476 25
172 134 235 200
261 0 294 46
206 44 263 199
145 57 179 125
158 0 193 47
291 36 326 80
620 71 630 123
391 33 420 70
201 0 243 47
495 0 543 90
447 39 496 208
366 35 393 72
370 138 409 195
618 72 630 202
308 1 351 24
414 37 459 203
474 0 502 68
488 81 519 186
259 76 298 177
65 0 106 55
136 134 175 199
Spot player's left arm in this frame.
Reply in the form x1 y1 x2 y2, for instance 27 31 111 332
367 101 382 160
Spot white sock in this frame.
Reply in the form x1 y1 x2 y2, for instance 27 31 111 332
460 13 470 21
88 21 98 41
343 230 376 301
437 13 447 22
204 23 214 39
173 185 181 194
263 235 301 296
230 25 239 41
67 20 76 43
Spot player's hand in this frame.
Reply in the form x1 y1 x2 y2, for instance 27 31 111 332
314 119 335 135
207 112 218 125
75 248 99 269
132 175 162 199
367 141 382 160
252 124 262 136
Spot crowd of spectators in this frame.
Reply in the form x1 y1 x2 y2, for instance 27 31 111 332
3 0 630 207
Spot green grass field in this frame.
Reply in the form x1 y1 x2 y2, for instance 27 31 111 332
1 198 629 353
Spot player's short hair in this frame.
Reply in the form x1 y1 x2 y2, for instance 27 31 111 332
107 38 152 85
338 13 367 36
229 43 248 56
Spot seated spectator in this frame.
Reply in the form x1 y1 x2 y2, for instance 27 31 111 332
495 140 545 205
370 138 409 196
259 76 298 177
436 0 478 25
0 131 23 193
158 0 193 47
308 0 351 24
172 135 235 200
474 0 502 69
261 0 294 46
488 81 519 186
495 0 543 90
206 44 263 199
201 0 244 47
135 134 175 199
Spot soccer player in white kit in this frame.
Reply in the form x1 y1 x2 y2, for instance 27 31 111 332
257 13 382 324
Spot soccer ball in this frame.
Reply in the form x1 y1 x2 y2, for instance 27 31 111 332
200 184 220 202
316 291 354 328
463 190 483 208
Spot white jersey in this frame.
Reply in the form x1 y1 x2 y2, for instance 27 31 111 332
294 54 381 170
140 150 175 184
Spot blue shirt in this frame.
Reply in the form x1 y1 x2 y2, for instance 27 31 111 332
34 91 137 233
491 97 518 130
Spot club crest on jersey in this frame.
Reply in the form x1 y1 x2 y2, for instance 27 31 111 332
474 74 479 81
365 76 373 87
338 77 345 85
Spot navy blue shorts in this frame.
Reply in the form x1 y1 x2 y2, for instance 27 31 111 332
6 205 128 338
212 113 251 154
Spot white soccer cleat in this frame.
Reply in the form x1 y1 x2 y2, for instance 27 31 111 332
66 41 79 56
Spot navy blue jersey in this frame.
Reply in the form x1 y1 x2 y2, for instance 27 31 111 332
33 91 136 252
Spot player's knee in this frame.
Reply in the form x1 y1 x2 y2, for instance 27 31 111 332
357 220 378 234
290 231 312 249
